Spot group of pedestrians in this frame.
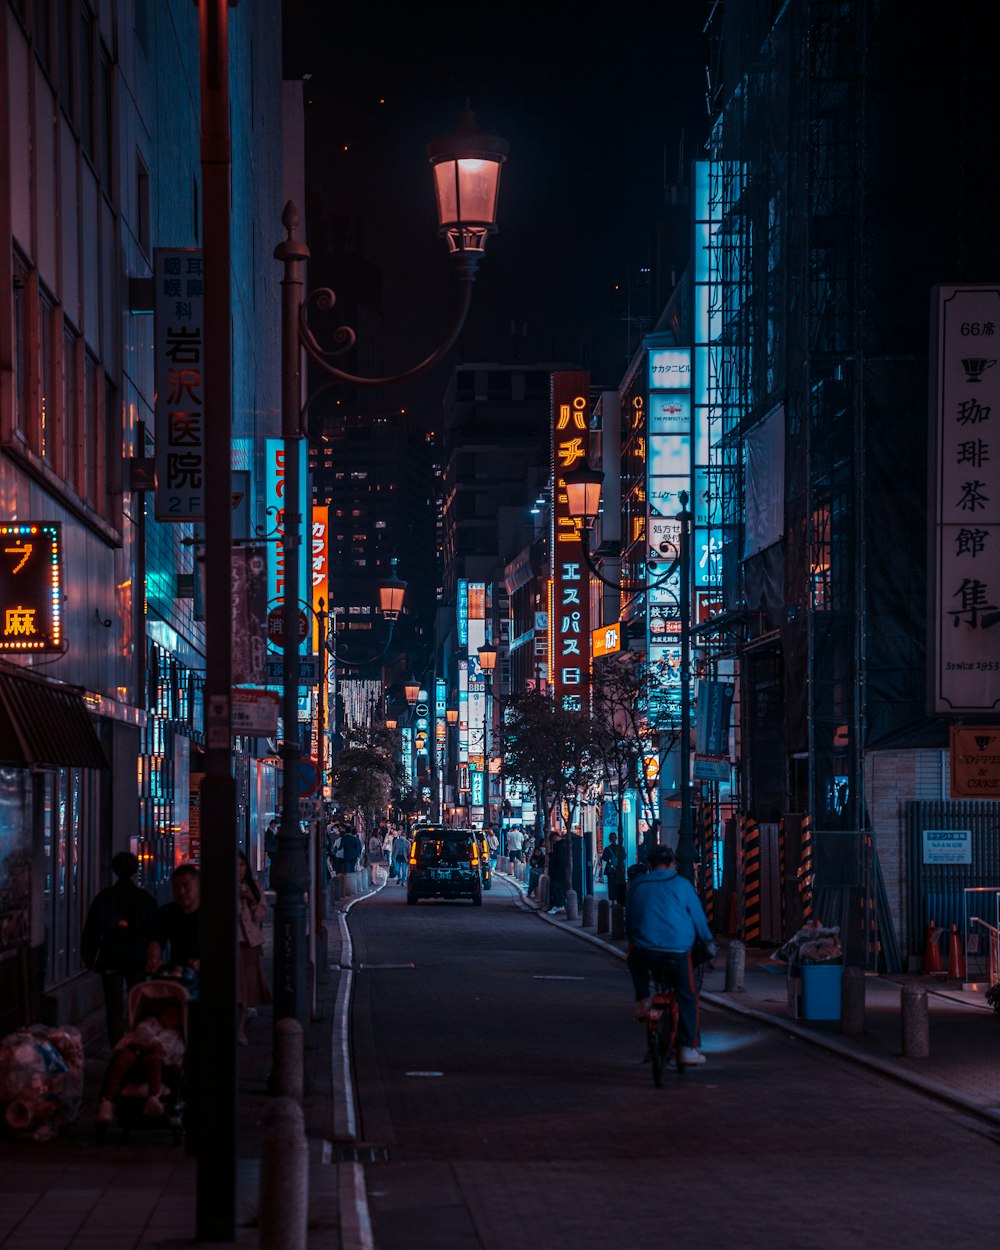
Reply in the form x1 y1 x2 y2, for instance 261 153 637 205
82 842 275 1121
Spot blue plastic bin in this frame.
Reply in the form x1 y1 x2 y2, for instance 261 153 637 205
800 963 843 1021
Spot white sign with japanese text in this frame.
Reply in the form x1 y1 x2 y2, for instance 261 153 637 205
931 286 1000 713
154 249 205 520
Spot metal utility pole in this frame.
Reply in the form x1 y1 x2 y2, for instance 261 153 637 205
196 0 236 1239
272 206 311 1033
676 491 695 884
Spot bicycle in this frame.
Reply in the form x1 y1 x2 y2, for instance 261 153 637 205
641 955 706 1088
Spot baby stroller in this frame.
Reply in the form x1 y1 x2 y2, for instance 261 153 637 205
95 973 194 1145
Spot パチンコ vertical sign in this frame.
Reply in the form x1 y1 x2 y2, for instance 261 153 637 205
550 372 592 713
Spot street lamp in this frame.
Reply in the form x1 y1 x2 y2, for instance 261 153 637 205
272 109 505 1039
404 676 421 707
564 464 695 883
478 643 508 837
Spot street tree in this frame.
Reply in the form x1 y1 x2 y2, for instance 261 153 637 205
591 650 680 886
503 689 600 900
332 726 399 834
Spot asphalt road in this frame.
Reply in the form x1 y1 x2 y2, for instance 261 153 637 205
349 877 1000 1250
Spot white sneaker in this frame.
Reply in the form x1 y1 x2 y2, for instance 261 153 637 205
679 1046 707 1065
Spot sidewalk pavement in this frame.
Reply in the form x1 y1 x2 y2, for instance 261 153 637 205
506 869 1000 1127
0 873 384 1250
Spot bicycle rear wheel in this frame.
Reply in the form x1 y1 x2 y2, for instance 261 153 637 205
649 1015 665 1088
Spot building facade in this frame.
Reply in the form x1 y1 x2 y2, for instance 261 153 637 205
0 0 282 1031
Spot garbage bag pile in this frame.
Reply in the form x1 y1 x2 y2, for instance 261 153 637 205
0 1026 84 1141
771 921 842 971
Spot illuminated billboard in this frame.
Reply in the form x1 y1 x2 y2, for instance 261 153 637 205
550 372 592 713
0 524 63 651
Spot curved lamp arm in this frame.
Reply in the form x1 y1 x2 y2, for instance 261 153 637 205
332 616 401 669
299 281 474 393
579 540 680 596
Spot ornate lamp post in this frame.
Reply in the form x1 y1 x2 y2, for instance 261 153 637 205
271 110 506 1040
477 642 504 836
563 463 695 882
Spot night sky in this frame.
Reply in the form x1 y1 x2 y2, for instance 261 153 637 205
282 2 711 414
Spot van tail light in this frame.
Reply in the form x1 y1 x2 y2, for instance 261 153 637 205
470 846 479 866
409 847 418 865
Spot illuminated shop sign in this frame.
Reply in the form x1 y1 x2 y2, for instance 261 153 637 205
154 248 205 520
550 371 592 712
931 285 1000 714
0 524 63 651
592 623 621 658
265 438 310 656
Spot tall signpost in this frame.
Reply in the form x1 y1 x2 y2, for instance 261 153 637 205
196 0 236 1239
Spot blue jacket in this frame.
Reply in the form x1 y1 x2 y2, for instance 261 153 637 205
625 867 713 951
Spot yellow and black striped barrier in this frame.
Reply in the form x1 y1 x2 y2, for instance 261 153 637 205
797 812 814 922
701 803 715 929
742 814 761 945
778 816 787 936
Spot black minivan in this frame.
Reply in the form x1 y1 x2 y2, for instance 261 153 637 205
406 826 483 906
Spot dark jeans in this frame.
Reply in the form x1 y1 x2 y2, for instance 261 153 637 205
549 874 567 907
527 867 539 895
627 947 699 1049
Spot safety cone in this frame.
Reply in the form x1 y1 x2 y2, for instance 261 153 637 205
923 921 943 975
947 924 966 980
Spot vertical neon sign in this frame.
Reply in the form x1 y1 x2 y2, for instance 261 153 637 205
550 371 592 713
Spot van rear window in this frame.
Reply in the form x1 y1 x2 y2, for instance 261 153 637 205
416 836 473 865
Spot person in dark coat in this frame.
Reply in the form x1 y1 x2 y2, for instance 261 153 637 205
341 827 363 873
82 852 160 1044
547 834 569 912
527 839 546 898
146 863 201 974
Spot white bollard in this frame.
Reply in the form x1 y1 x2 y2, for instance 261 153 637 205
272 1017 304 1100
901 982 930 1058
725 940 746 992
259 1096 309 1250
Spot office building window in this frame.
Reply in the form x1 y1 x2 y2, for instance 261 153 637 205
12 260 29 438
37 290 56 464
61 321 79 483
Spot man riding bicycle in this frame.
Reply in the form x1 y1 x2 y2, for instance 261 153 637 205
625 844 717 1067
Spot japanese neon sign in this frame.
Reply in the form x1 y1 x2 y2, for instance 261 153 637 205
0 524 63 651
154 248 205 520
550 371 592 712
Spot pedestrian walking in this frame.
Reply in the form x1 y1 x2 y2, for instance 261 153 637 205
602 833 623 902
392 830 412 886
341 825 363 873
527 838 545 897
506 825 524 863
263 818 279 887
82 852 160 1044
147 863 201 974
548 833 568 913
237 851 271 1045
368 830 384 882
331 827 346 875
486 827 500 870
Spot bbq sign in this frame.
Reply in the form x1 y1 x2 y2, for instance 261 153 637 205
0 524 63 651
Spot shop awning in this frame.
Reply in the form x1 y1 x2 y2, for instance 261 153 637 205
0 668 107 769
